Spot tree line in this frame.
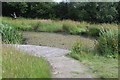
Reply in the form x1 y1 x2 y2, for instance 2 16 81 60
2 2 120 23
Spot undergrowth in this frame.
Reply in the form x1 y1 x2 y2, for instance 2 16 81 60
0 21 23 44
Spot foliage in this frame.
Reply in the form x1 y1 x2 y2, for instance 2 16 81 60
31 22 41 31
2 2 119 23
37 22 63 32
62 22 79 34
11 22 32 31
86 26 101 37
2 17 119 38
68 40 118 78
71 41 90 54
0 21 23 44
95 2 119 23
2 46 51 78
96 28 118 57
68 52 118 78
77 24 87 33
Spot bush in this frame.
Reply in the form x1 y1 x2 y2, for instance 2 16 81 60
0 21 23 44
71 41 90 55
86 26 101 37
62 23 79 35
96 28 118 57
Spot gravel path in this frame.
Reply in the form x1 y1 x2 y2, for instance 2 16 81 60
9 44 92 78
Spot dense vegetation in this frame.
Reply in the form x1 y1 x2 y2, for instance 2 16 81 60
1 17 52 78
0 21 23 44
1 2 119 78
2 2 120 23
67 23 118 78
2 45 51 78
2 17 118 36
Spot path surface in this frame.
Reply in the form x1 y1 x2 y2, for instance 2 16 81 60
10 44 92 78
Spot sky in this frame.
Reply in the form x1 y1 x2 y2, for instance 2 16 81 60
53 0 67 2
53 0 62 2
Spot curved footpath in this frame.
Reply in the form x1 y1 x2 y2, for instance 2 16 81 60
8 44 92 78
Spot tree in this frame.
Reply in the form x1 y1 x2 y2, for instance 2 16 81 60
2 2 119 23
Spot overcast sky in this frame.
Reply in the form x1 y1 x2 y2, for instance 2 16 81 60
53 0 67 2
53 0 62 2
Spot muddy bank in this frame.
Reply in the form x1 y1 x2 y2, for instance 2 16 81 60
22 31 96 50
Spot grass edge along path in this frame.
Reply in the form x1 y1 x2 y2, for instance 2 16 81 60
68 49 118 78
2 45 51 78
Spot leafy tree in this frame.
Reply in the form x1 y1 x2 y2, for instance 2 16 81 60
96 2 119 23
2 2 119 23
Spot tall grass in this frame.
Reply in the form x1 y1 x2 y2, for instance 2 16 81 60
86 26 101 37
0 21 23 44
2 45 51 78
62 22 79 34
68 41 118 78
68 26 118 78
36 22 63 32
96 28 118 57
2 17 119 37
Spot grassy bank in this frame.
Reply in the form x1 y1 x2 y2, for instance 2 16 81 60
1 17 119 78
2 45 51 78
68 27 118 78
68 53 118 78
0 21 23 44
68 36 118 78
2 17 118 37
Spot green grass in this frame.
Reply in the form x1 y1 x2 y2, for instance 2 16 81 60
36 22 63 32
2 45 51 78
62 22 80 34
0 21 23 44
1 17 119 78
68 41 118 78
86 26 101 37
96 28 118 57
68 53 118 78
2 17 118 37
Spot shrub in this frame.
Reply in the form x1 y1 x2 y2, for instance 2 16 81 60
86 26 101 37
0 21 23 44
71 41 90 55
68 41 94 61
96 28 118 58
62 23 79 35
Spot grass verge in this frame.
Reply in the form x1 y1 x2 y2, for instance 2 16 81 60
68 41 118 78
2 45 51 78
68 53 118 78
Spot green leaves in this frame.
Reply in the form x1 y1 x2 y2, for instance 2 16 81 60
96 28 118 57
0 21 23 44
2 2 119 23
